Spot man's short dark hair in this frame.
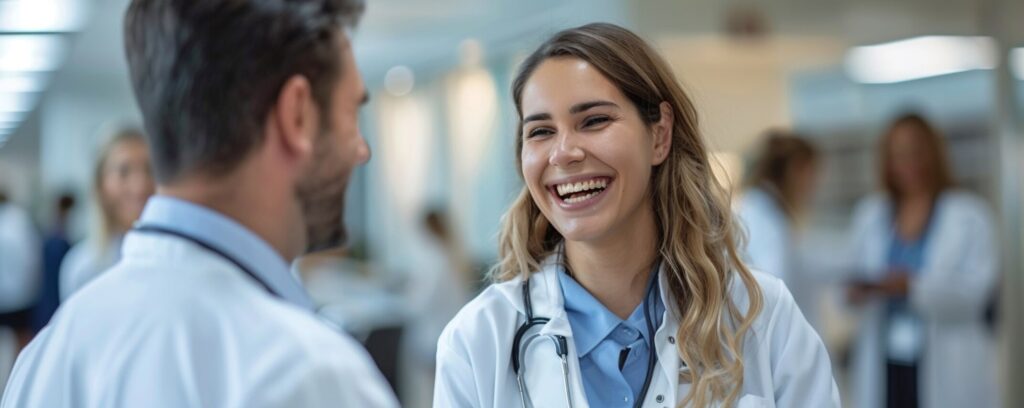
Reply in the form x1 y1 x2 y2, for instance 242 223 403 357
124 0 364 183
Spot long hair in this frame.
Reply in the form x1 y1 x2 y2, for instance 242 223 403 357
90 127 147 249
744 130 819 219
879 113 955 205
492 23 764 407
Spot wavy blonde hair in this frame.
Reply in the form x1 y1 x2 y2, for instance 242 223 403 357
492 23 764 407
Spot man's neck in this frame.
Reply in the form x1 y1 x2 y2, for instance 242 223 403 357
157 166 303 261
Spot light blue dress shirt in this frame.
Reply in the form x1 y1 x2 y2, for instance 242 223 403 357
558 266 663 407
133 195 316 310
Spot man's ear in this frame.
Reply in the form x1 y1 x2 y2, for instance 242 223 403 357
270 75 318 159
652 101 673 165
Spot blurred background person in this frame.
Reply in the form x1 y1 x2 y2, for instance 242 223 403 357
736 131 822 327
0 189 41 341
31 193 76 331
59 129 154 301
403 209 473 403
845 113 999 408
0 189 41 388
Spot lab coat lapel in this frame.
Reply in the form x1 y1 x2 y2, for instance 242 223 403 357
521 260 590 407
651 264 683 405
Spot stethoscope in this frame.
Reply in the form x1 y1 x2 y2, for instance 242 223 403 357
130 224 281 299
512 254 661 408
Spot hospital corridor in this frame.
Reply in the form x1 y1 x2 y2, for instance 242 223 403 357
0 0 1023 407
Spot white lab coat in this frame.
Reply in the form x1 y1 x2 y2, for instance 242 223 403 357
845 191 999 408
434 255 840 407
2 230 398 408
736 188 824 331
736 188 791 283
0 203 40 313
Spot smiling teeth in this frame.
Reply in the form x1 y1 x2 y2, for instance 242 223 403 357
556 179 608 196
564 191 600 204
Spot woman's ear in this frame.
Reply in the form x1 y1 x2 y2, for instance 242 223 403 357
652 101 673 165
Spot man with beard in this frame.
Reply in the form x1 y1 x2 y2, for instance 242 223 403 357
1 0 398 407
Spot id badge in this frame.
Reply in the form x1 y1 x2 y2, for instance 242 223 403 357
886 311 923 364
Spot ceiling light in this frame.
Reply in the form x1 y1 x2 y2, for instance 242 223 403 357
0 72 48 93
385 66 415 96
0 92 38 113
845 36 997 84
0 0 85 33
0 111 27 122
0 35 67 72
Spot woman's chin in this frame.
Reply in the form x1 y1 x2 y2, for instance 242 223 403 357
552 222 611 245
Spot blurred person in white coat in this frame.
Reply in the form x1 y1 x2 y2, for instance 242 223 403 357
434 23 839 408
0 192 40 328
59 128 154 301
0 191 40 386
1 0 397 407
736 131 822 328
845 113 999 408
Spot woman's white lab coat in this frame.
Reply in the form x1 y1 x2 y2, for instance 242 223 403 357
846 191 1000 408
433 255 840 407
58 236 123 301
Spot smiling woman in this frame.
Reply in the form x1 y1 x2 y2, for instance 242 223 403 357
434 23 840 408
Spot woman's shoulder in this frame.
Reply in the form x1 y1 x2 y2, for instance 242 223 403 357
939 189 993 218
727 269 800 342
438 279 520 351
61 241 96 275
59 238 117 297
728 269 787 312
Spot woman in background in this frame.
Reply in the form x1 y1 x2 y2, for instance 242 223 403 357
59 128 154 300
736 132 822 327
846 113 999 408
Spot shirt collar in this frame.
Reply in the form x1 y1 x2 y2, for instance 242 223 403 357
558 265 663 357
134 195 315 311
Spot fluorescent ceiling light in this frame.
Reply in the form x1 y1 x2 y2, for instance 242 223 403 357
0 35 67 72
0 72 48 92
0 92 38 112
1012 48 1024 80
0 111 27 122
0 0 85 32
845 36 997 84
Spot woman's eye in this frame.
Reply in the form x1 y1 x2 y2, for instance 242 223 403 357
583 116 610 128
527 128 554 138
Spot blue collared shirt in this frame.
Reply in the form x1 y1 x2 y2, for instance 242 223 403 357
133 195 315 311
558 266 663 407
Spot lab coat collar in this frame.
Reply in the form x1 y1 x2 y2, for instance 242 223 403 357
127 196 316 311
493 249 684 356
492 252 573 336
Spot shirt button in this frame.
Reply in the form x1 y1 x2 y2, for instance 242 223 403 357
624 396 630 403
656 395 665 403
668 336 676 344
